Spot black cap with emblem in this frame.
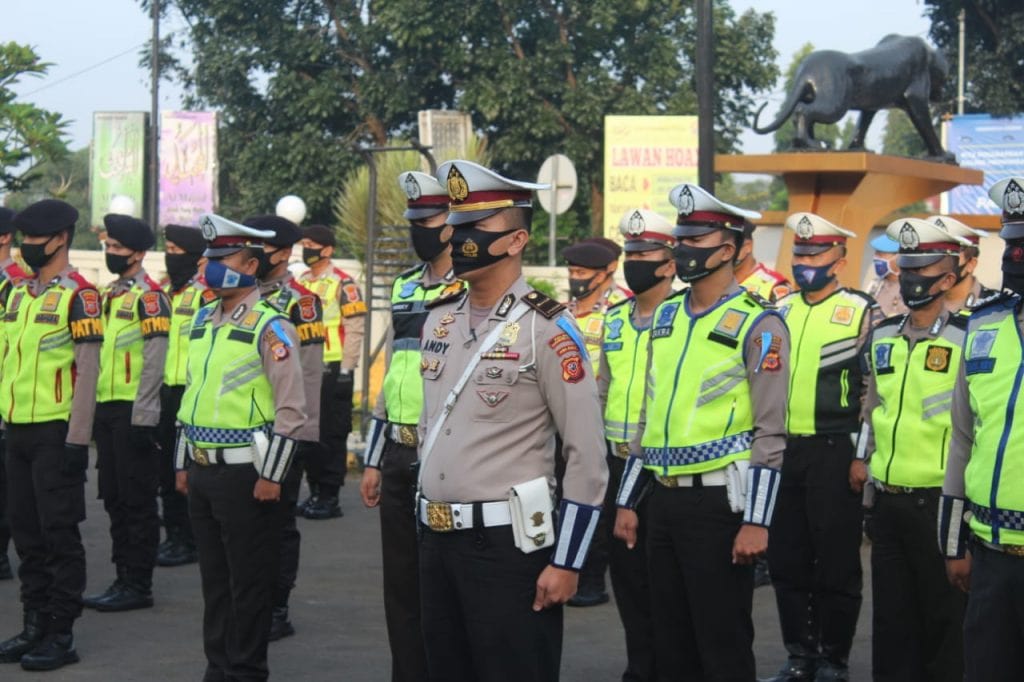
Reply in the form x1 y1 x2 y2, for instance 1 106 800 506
13 199 79 237
104 213 156 251
989 177 1024 240
303 224 336 248
164 224 207 254
562 237 622 268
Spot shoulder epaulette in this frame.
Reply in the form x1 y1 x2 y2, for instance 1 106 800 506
287 279 315 297
65 271 95 291
742 288 774 310
606 296 634 312
839 287 876 308
142 274 163 291
425 281 467 309
973 289 1016 312
875 313 905 331
947 313 969 330
395 264 425 282
665 288 686 302
522 290 566 319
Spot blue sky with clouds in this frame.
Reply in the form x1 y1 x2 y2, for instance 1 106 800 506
7 0 932 154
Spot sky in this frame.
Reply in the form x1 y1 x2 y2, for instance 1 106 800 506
6 0 933 155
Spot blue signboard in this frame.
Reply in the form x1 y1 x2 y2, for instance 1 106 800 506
946 114 1024 214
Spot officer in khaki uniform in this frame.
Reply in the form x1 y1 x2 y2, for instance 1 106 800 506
852 218 969 681
157 224 216 567
599 207 678 681
867 234 908 318
416 160 607 680
765 213 876 682
298 224 367 519
734 220 792 303
174 213 306 681
926 215 997 313
0 199 102 671
85 214 171 613
614 183 788 681
247 213 325 641
942 177 1024 682
360 170 456 682
0 206 27 581
564 237 631 373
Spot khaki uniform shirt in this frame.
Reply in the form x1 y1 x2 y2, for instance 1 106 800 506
867 276 907 319
417 276 607 506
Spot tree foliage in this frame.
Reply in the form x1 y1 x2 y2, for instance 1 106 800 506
0 42 69 193
925 1 1024 116
154 1 778 260
4 148 98 249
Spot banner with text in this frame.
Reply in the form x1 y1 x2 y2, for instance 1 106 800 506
159 111 218 227
603 115 698 241
90 112 147 226
945 114 1024 214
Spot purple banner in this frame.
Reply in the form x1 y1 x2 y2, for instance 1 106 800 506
159 111 218 227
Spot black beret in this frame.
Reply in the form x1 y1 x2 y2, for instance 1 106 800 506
104 214 156 251
303 224 336 248
0 207 13 236
243 215 301 247
12 199 78 237
562 236 622 268
164 224 207 255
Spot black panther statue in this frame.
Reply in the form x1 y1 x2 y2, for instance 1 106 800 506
752 35 954 161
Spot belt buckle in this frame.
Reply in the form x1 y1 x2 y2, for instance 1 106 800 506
656 474 679 488
614 442 630 459
1005 544 1024 557
425 502 455 532
398 425 418 447
192 446 210 466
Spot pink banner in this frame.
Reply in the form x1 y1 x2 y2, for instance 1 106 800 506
159 111 218 227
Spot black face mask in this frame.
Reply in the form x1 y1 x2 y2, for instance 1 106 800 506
255 248 283 280
569 274 603 300
165 253 201 291
1003 241 1024 296
450 227 519 276
302 247 324 267
672 242 728 282
899 270 948 310
410 224 450 262
105 252 133 276
20 235 58 270
624 259 669 294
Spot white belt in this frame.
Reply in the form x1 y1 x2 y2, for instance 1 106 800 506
655 468 729 488
417 498 512 532
189 444 252 467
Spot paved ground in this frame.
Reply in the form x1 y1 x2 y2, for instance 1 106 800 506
0 466 873 680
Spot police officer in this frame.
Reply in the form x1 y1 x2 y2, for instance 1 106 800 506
298 224 367 519
83 214 170 612
360 170 457 681
416 160 607 679
601 207 677 681
564 236 630 371
852 218 969 681
867 234 908 318
0 205 27 581
614 183 788 681
0 199 102 670
941 176 1024 681
157 224 215 567
926 215 996 312
175 213 306 681
734 220 792 303
247 213 325 641
764 213 875 682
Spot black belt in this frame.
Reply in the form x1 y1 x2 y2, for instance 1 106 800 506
873 482 937 495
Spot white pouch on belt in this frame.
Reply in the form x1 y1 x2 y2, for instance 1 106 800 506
251 430 270 473
508 477 556 553
725 460 750 514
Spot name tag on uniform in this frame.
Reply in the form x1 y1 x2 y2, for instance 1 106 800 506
602 342 623 352
874 343 895 375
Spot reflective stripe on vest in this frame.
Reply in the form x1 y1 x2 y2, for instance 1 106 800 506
176 300 280 447
602 300 649 444
778 289 870 435
303 274 343 362
868 315 964 488
963 297 1024 545
97 281 151 401
640 289 770 475
165 284 207 386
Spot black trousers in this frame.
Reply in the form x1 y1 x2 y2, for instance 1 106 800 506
94 400 160 585
0 432 9 555
646 483 754 682
158 384 192 543
379 439 428 682
606 454 655 682
6 421 85 633
869 488 965 682
189 463 283 682
767 435 863 665
964 540 1024 682
275 445 307 608
305 364 352 496
419 525 562 682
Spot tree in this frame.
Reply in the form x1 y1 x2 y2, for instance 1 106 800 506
0 42 69 193
4 148 99 249
925 1 1024 116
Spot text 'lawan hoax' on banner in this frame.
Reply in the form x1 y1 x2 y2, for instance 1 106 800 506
602 115 698 243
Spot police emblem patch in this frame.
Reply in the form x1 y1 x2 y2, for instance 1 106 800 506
79 290 100 317
713 309 749 338
447 166 470 202
41 291 61 312
676 186 695 216
605 317 624 341
238 310 263 330
899 222 920 249
627 210 645 235
1005 179 1024 215
461 238 479 258
656 302 680 329
924 345 951 373
298 296 317 322
476 390 509 408
398 280 419 299
404 174 421 200
796 216 814 240
969 329 998 359
831 305 855 326
199 215 217 241
561 355 585 383
874 343 893 371
142 291 162 316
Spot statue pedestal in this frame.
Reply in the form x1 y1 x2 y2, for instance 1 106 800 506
715 152 984 287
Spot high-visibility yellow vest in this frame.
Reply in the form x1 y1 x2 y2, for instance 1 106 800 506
574 287 629 372
97 274 169 402
164 281 216 387
299 266 365 363
602 298 649 445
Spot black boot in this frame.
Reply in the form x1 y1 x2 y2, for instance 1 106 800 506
297 484 319 515
83 566 127 609
20 633 79 671
760 645 819 681
93 570 154 612
814 645 850 681
303 495 342 520
157 529 198 567
0 611 44 663
0 552 11 581
754 557 772 587
267 606 295 642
